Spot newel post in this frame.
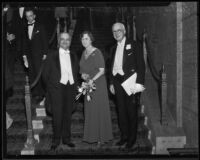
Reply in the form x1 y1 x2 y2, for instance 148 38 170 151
24 76 37 149
160 65 168 125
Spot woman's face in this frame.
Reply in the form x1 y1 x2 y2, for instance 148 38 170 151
81 34 92 48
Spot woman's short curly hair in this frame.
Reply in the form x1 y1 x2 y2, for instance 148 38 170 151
80 31 95 42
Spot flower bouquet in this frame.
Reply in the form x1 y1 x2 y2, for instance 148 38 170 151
76 80 96 101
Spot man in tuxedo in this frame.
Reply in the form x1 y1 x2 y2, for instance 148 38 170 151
42 32 78 150
22 7 48 104
11 4 27 62
109 22 145 149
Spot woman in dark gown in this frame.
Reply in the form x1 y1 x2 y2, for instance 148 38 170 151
79 31 113 146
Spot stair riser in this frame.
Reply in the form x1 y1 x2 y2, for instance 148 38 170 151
7 129 149 144
7 117 145 132
7 141 152 156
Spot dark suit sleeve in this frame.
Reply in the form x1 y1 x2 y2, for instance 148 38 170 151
135 40 145 85
40 25 48 55
22 26 28 56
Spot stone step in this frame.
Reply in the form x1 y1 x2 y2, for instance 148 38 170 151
7 110 145 129
14 70 26 75
7 121 149 144
7 137 152 155
35 138 152 155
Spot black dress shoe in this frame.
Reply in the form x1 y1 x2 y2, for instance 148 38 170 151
115 139 127 146
62 140 75 148
125 141 136 149
51 143 59 150
50 139 60 150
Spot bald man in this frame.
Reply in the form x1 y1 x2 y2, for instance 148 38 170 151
42 32 78 150
109 23 145 149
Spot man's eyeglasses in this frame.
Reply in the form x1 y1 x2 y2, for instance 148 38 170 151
112 29 123 34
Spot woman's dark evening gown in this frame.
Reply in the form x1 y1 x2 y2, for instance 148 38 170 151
79 48 113 143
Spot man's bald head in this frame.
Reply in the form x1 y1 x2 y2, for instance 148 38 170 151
112 23 126 32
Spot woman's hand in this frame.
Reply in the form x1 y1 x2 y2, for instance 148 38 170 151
81 73 90 81
88 79 94 86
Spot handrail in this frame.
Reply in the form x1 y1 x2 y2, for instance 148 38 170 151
30 61 45 89
143 30 168 125
144 36 160 82
48 25 57 46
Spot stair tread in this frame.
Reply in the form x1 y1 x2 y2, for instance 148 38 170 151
7 120 148 138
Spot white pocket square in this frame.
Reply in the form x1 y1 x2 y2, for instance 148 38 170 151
35 30 40 34
128 52 133 56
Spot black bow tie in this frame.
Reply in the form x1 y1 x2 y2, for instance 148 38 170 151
28 23 34 26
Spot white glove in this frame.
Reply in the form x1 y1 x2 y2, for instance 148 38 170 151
130 84 145 94
23 55 29 68
42 54 47 60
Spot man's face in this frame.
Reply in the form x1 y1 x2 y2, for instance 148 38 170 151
112 24 126 42
25 10 35 23
59 33 71 50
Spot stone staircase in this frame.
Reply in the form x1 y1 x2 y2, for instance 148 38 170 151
5 9 153 156
6 63 152 155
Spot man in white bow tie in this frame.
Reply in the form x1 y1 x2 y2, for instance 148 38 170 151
109 22 145 150
22 7 48 105
42 32 78 151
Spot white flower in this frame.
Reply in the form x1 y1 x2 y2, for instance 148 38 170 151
87 95 91 101
83 90 86 95
126 44 131 50
78 87 83 92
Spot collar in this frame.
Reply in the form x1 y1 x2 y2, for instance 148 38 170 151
28 20 35 25
117 37 126 46
19 7 24 10
59 47 70 55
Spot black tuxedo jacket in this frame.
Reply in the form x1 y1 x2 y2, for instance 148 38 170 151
109 38 145 85
23 21 48 60
42 50 79 89
12 7 27 53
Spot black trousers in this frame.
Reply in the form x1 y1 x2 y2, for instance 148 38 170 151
49 83 75 142
113 74 138 143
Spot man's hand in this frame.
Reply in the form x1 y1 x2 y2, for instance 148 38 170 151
42 54 47 60
109 84 115 95
130 84 145 94
23 55 29 68
7 33 15 42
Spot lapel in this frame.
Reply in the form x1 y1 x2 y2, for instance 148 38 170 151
123 38 129 66
31 22 38 40
55 50 61 73
70 52 75 78
111 44 117 71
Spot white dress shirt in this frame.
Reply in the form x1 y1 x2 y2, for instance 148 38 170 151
112 37 126 76
59 48 74 85
28 20 35 40
19 7 24 18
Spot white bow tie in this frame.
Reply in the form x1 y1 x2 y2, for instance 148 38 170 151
65 50 70 54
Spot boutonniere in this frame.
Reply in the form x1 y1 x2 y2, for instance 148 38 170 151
126 44 131 50
35 30 40 34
